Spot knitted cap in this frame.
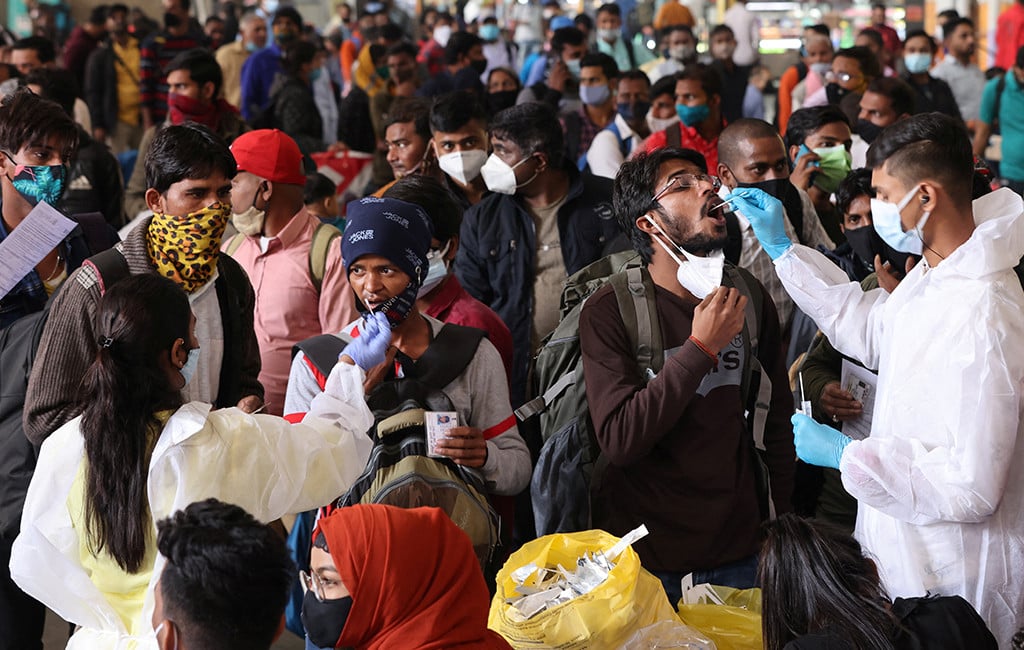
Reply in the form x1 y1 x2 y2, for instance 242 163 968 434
342 196 433 284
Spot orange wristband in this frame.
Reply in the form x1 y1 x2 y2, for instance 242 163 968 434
688 335 719 367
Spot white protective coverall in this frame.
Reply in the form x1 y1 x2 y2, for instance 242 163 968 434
772 188 1024 647
10 362 375 650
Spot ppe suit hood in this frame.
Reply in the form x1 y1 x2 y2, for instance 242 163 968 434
937 188 1024 281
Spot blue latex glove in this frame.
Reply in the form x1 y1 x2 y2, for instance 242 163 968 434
792 413 851 469
344 311 392 371
726 186 792 260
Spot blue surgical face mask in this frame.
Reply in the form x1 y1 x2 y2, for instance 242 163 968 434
903 52 932 74
479 23 500 41
676 103 710 127
180 347 200 386
579 83 611 106
870 185 929 255
565 58 581 79
309 67 322 82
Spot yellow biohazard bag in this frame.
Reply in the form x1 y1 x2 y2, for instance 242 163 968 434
488 529 680 649
676 585 763 650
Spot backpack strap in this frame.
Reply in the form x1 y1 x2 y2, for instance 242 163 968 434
623 38 637 70
70 212 116 254
82 247 130 295
666 121 682 149
223 232 246 257
308 222 341 294
608 266 664 379
606 121 631 159
293 334 349 381
415 324 486 389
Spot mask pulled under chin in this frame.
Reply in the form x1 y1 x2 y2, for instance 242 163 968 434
356 279 421 329
645 215 724 299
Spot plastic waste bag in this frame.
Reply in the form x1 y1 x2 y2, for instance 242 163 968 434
489 529 680 649
619 620 719 649
676 584 762 650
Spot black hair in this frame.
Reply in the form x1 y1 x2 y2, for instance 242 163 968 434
784 105 850 151
157 499 294 650
0 88 78 161
487 66 521 92
383 175 462 241
385 40 418 59
304 172 336 204
806 23 831 37
551 26 585 53
857 28 884 50
573 13 594 31
489 102 565 169
205 14 224 26
580 52 619 81
165 48 223 98
865 77 916 117
709 24 735 40
109 3 129 15
944 17 974 38
80 274 191 572
89 5 109 25
280 39 317 76
903 29 936 54
620 69 651 88
385 96 433 141
145 123 236 195
12 36 56 64
865 112 974 205
430 90 488 133
760 514 897 650
1017 44 1024 69
379 23 404 43
649 74 677 101
272 5 302 27
871 2 886 11
596 3 621 18
444 31 483 66
659 23 695 41
835 45 882 81
22 68 78 117
612 147 708 263
719 118 784 169
835 168 874 216
677 63 722 99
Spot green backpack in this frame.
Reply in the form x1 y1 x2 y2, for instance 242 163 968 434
520 251 776 535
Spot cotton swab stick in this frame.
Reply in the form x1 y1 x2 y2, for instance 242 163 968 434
799 372 813 417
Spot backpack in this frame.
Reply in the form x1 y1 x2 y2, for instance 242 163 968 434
299 324 501 569
520 251 776 536
566 114 632 172
223 221 341 293
0 244 127 539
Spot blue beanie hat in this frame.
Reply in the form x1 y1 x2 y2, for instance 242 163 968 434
342 196 434 285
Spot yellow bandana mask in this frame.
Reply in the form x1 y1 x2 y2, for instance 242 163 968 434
146 202 230 293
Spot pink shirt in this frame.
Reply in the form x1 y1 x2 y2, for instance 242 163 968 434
224 209 357 415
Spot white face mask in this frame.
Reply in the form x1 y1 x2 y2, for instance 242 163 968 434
480 153 536 195
870 185 929 255
646 110 680 134
598 27 619 43
417 240 451 297
645 214 724 299
438 149 488 185
432 24 452 46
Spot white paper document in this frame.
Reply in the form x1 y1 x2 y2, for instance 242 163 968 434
0 202 76 298
840 359 878 440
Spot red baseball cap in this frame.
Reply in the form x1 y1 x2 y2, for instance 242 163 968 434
230 129 307 185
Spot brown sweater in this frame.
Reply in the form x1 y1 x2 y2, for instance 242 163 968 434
579 277 795 573
23 217 263 445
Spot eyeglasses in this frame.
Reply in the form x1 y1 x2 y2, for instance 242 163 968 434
653 173 721 202
825 70 861 84
299 570 327 602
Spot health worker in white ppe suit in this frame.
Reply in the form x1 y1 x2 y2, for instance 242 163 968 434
10 273 386 650
727 112 1024 647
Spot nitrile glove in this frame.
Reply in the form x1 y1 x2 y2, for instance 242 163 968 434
792 413 851 470
344 311 392 371
726 186 792 260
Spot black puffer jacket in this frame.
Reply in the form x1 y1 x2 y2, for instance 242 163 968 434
269 73 324 156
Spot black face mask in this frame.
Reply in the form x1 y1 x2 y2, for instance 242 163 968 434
826 82 847 104
855 119 883 145
301 591 352 649
617 100 651 122
487 89 518 114
164 12 182 29
470 58 488 75
844 225 914 275
736 178 806 241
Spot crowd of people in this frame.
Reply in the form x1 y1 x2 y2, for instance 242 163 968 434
1 0 1023 649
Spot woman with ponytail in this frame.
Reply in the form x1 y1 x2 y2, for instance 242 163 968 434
10 274 379 650
759 514 997 650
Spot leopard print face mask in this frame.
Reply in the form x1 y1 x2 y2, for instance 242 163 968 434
146 202 231 293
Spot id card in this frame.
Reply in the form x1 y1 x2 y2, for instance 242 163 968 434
425 411 458 458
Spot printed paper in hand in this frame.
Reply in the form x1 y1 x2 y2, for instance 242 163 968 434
425 411 458 458
840 360 878 440
0 202 76 299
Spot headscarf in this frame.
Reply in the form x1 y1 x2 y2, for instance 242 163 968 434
314 505 511 650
